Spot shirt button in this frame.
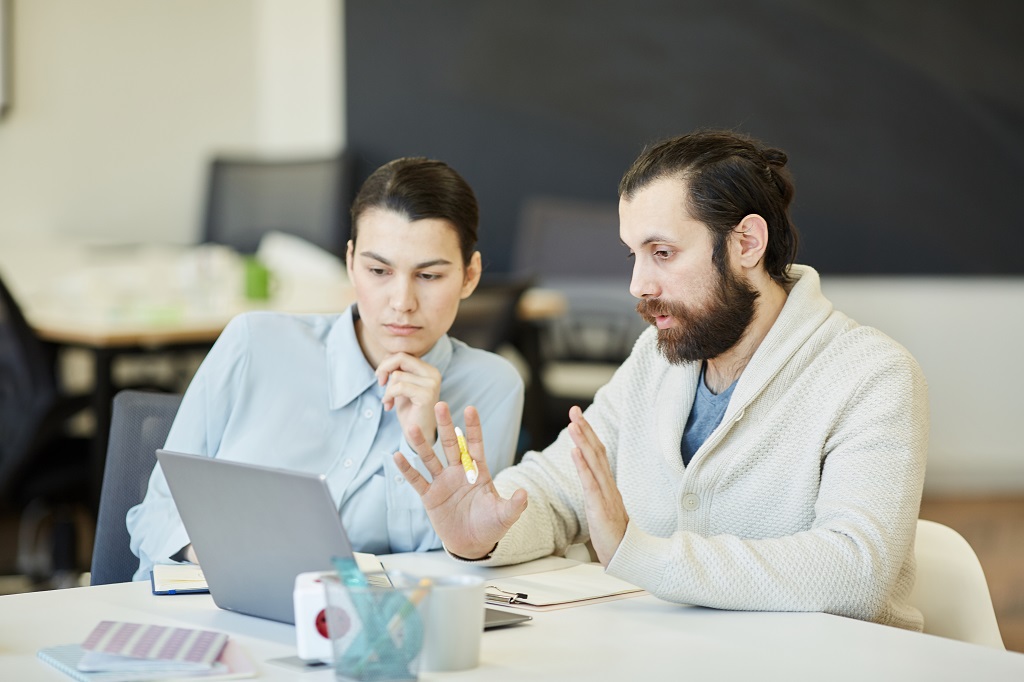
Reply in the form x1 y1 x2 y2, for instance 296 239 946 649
682 493 700 511
363 409 374 419
394 475 404 484
343 459 353 468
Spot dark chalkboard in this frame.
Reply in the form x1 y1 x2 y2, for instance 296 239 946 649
346 1 1024 274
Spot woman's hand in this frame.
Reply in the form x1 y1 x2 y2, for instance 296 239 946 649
376 352 442 445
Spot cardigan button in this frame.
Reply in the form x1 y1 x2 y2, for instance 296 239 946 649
682 493 700 511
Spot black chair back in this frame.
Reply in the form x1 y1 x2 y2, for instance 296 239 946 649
448 276 534 353
511 195 645 365
202 152 353 257
90 390 182 585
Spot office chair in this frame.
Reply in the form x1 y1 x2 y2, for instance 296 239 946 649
202 152 353 257
447 275 536 455
448 275 535 353
512 196 647 443
908 519 1005 649
1 274 93 586
90 390 182 585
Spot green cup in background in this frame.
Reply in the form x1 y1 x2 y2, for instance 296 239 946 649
243 257 273 301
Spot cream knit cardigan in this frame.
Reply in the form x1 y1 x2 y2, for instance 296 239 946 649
484 265 929 630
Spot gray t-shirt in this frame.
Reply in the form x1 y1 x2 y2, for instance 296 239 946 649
681 364 737 466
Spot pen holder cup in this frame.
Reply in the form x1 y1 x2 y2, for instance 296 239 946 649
389 572 485 672
322 574 430 682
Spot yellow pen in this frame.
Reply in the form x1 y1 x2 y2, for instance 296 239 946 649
454 426 478 484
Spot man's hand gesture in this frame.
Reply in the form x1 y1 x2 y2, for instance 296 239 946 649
394 402 527 559
568 405 629 566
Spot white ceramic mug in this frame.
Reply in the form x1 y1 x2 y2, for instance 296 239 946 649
410 574 485 672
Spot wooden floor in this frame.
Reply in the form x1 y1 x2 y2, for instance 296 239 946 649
919 496 1024 652
3 497 1023 652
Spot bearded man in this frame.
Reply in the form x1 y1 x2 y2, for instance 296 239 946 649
396 130 929 631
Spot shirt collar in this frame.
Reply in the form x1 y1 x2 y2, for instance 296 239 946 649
326 304 455 409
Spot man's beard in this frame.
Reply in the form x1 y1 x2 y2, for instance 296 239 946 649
635 261 760 365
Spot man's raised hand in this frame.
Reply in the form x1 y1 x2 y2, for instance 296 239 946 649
393 402 527 559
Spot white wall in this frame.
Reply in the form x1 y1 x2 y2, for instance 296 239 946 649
0 0 341 246
821 277 1024 495
255 0 342 153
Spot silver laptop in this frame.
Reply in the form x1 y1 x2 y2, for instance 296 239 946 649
155 450 530 629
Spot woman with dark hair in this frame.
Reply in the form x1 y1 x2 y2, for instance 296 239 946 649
128 158 524 580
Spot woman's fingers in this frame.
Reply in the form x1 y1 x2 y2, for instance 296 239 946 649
377 353 441 387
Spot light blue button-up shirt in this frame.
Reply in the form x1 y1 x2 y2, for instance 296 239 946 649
126 306 524 580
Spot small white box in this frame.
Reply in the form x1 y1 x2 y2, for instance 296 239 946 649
294 570 333 663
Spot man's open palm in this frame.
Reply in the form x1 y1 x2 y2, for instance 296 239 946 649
394 402 527 559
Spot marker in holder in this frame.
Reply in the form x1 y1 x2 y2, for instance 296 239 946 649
324 558 430 681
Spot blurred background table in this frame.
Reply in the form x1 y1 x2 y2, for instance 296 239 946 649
1 238 355 499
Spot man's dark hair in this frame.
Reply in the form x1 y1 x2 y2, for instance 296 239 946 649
619 130 799 284
351 157 479 265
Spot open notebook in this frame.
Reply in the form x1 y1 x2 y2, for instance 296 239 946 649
483 562 645 611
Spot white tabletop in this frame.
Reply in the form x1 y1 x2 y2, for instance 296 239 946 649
2 557 1024 681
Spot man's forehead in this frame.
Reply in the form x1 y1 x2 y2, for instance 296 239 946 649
621 174 692 209
619 177 703 241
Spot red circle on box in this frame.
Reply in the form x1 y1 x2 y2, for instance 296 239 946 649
315 609 329 638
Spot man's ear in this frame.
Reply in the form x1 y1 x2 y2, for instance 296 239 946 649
345 240 355 280
460 251 482 299
732 214 769 269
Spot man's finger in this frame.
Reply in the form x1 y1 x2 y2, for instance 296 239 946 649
407 423 444 478
433 402 465 472
497 488 529 529
570 446 602 498
568 421 617 500
569 407 614 478
460 406 493 482
393 451 430 496
569 406 604 454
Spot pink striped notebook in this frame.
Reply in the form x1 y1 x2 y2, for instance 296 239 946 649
81 621 228 669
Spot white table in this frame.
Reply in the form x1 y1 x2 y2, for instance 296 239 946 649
2 553 1024 681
